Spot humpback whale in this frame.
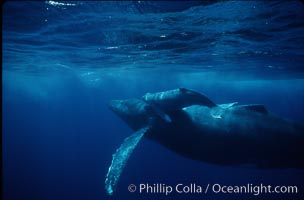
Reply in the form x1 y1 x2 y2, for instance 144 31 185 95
105 88 304 195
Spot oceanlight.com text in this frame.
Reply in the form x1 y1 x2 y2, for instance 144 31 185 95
127 183 298 196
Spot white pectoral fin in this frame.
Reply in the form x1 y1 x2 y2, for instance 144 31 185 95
149 103 172 123
210 107 223 119
105 126 150 195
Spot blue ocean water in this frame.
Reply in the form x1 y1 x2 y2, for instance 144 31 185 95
2 1 304 200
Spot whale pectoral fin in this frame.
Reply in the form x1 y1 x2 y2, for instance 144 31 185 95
154 108 172 123
149 102 172 123
105 126 150 195
210 107 223 119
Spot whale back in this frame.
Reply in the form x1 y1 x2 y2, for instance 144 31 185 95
234 104 268 114
143 88 216 112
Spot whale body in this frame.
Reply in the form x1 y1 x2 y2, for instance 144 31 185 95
105 88 304 195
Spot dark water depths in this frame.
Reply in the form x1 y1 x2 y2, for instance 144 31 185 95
2 1 304 200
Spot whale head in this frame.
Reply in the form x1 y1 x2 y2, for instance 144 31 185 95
108 98 156 130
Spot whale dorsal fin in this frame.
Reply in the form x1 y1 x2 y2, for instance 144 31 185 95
239 104 268 114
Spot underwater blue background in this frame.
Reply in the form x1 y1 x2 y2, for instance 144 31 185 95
2 1 304 200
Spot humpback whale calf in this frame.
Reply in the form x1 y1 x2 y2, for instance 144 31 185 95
105 88 304 195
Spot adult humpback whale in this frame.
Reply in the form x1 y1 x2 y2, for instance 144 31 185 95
105 88 304 195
